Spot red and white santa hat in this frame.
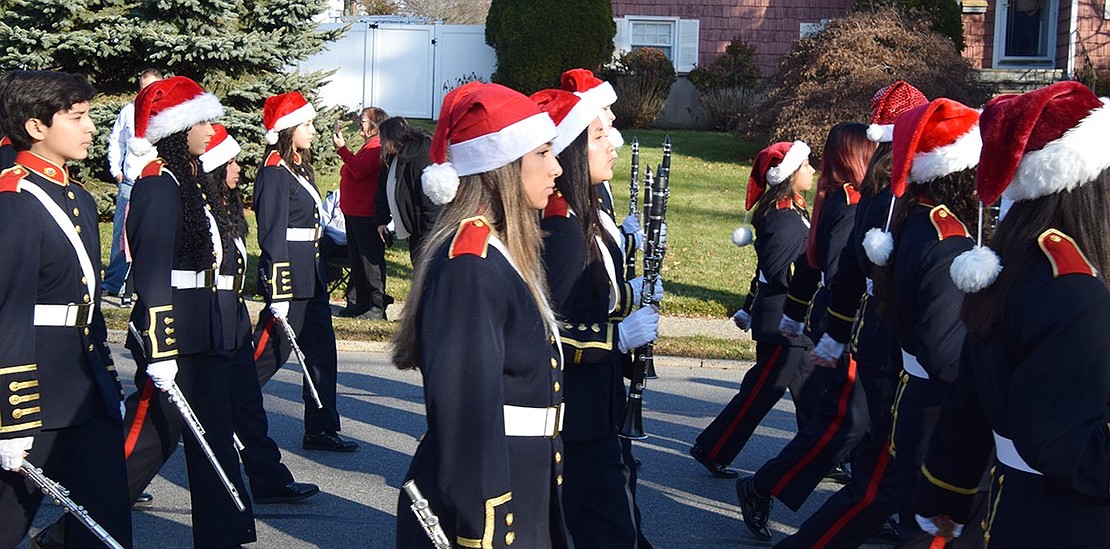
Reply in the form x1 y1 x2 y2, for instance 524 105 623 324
128 75 223 157
422 82 558 205
561 68 623 148
863 99 981 266
530 88 608 155
866 80 928 143
199 124 241 173
263 91 317 145
744 140 811 211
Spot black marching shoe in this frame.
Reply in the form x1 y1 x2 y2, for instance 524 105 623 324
133 491 154 507
824 460 852 484
736 475 773 542
336 306 370 318
303 431 359 452
254 481 320 504
689 444 739 478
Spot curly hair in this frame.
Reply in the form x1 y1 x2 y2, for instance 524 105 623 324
202 162 247 243
159 131 216 269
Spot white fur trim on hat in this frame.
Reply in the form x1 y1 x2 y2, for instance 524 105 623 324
575 81 618 109
449 112 558 177
950 245 1002 293
269 102 317 139
607 126 624 150
125 149 160 182
1003 99 1110 202
422 162 461 205
200 135 242 174
863 227 894 266
765 141 811 186
867 123 893 143
131 92 223 154
909 124 982 184
732 226 754 247
553 92 608 155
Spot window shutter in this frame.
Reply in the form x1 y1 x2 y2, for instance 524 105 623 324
613 17 631 57
676 18 700 73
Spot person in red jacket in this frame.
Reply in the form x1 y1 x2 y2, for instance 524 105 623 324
333 106 391 319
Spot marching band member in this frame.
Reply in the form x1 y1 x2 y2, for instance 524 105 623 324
251 91 357 452
915 81 1110 547
392 82 567 549
0 70 132 549
690 141 815 482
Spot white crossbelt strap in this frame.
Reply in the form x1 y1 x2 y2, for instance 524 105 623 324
286 227 320 241
203 206 223 271
900 349 930 380
597 209 623 313
486 233 563 369
283 162 324 220
598 207 624 255
20 181 96 323
865 276 875 296
993 431 1043 475
504 404 565 437
758 269 768 284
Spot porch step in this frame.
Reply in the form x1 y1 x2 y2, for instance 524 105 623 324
974 68 1064 94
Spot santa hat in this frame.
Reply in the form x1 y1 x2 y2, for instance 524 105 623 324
422 82 558 205
744 141 811 211
199 124 241 174
866 81 928 143
530 89 607 155
948 81 1110 293
864 99 981 266
561 68 618 109
263 91 317 145
128 76 223 162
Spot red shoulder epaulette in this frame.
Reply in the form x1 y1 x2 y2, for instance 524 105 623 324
844 183 861 205
1038 228 1096 278
543 192 570 219
264 150 283 168
928 205 970 241
448 216 492 259
776 196 793 210
0 166 25 193
0 136 11 147
140 159 165 179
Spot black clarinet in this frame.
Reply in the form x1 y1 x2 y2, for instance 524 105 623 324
625 138 640 280
644 137 671 380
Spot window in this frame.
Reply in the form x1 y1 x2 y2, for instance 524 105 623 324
614 17 700 73
631 20 675 59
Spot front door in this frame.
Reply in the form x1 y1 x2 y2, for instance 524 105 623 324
994 0 1058 66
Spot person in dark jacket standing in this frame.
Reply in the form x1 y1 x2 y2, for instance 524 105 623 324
252 91 358 453
374 116 439 267
333 106 391 319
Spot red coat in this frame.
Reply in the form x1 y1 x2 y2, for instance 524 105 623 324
337 136 382 217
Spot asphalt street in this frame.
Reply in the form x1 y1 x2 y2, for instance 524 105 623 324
27 344 887 548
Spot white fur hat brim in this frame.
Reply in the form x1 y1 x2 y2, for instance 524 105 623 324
200 134 242 173
1003 99 1110 202
765 141 810 186
129 92 224 154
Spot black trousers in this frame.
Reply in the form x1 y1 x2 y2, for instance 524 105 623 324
253 290 342 435
0 412 132 549
562 436 639 548
120 351 255 548
752 356 869 510
345 214 390 310
694 342 813 465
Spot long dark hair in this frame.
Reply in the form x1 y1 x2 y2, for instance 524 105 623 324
806 122 875 268
857 143 893 198
963 171 1110 338
158 131 214 269
379 116 430 164
202 162 247 243
263 126 314 182
554 130 611 262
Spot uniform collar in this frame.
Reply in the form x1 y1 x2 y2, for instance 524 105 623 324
776 192 806 211
292 151 303 165
15 150 69 186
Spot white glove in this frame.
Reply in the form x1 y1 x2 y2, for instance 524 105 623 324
0 436 33 471
732 309 751 331
629 276 664 305
146 359 178 392
622 214 645 251
660 221 668 248
915 514 963 539
779 315 805 338
269 301 290 320
618 306 660 354
811 334 846 367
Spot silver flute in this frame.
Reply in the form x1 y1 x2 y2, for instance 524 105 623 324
275 317 324 409
402 480 450 549
21 459 125 549
165 381 247 512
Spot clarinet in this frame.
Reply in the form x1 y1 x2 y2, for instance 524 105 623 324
625 137 640 280
402 480 451 549
21 459 125 549
644 137 671 380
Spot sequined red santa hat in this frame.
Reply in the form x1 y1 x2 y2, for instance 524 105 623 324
199 124 241 173
422 82 558 205
863 99 982 266
127 76 223 178
530 88 607 155
560 68 623 148
866 81 928 143
263 91 317 145
948 81 1110 293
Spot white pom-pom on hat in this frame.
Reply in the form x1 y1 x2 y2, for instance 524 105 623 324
422 162 461 205
866 123 891 143
129 136 154 157
265 131 279 145
731 226 753 247
863 227 894 266
949 245 1002 293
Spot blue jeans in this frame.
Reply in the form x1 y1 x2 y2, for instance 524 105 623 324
102 180 133 294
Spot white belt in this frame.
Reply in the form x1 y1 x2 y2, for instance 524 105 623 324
33 303 93 327
171 269 216 289
286 227 320 241
216 274 245 292
504 404 564 437
901 349 930 380
993 431 1042 475
865 277 874 296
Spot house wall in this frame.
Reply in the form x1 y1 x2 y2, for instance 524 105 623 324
961 10 993 68
1075 0 1110 73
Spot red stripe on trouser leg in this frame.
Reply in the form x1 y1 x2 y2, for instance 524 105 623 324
813 438 893 549
254 316 276 361
124 378 156 458
771 357 858 496
709 345 784 460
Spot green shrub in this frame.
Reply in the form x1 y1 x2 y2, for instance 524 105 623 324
688 37 763 132
599 47 676 128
